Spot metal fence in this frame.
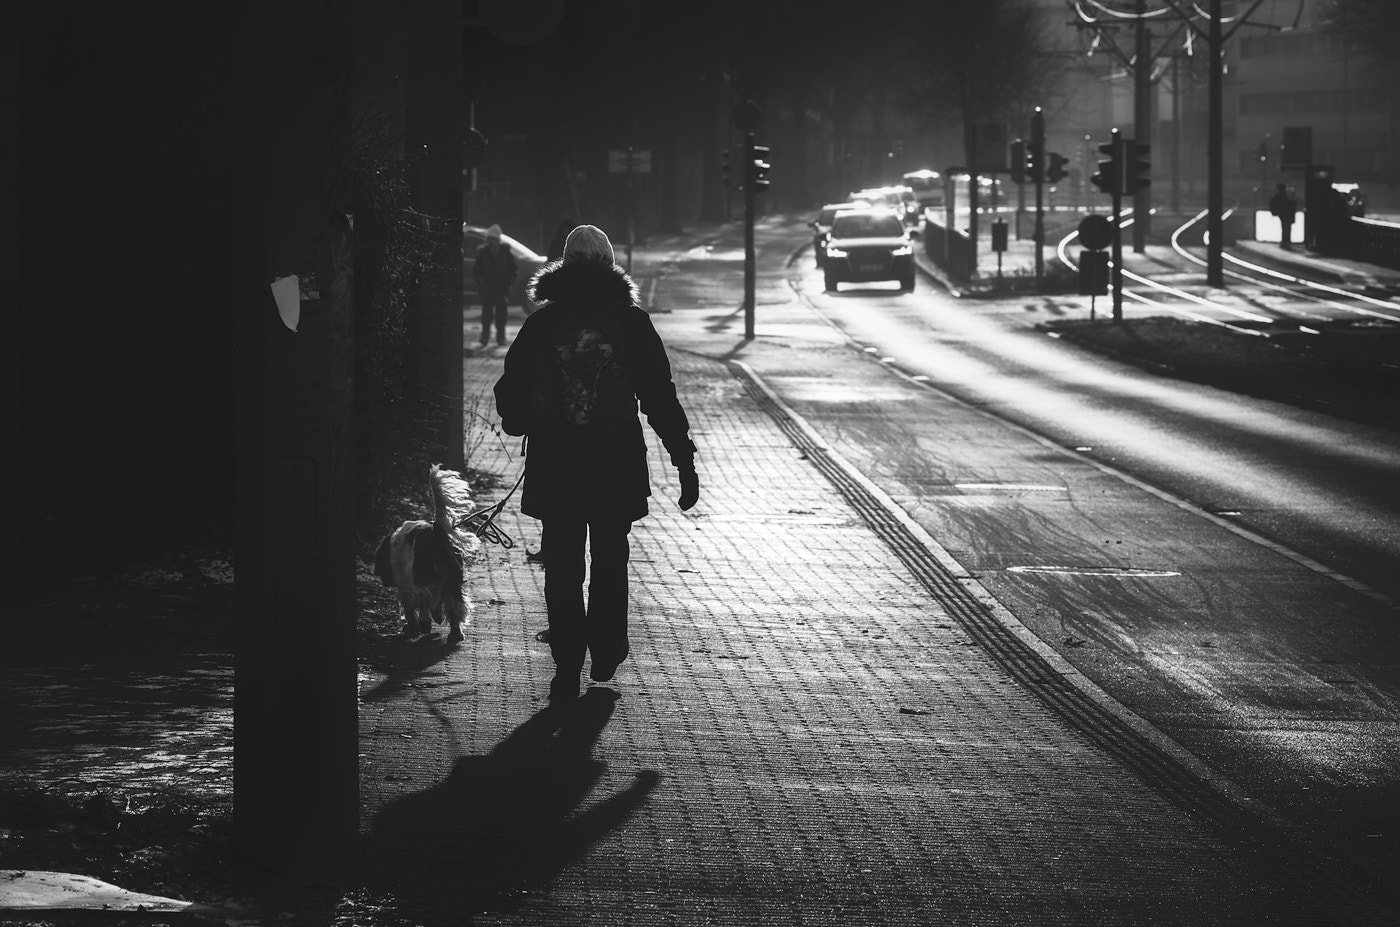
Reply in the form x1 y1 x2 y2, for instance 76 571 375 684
1345 216 1400 272
922 218 975 281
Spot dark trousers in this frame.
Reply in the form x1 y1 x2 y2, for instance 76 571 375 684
541 519 631 677
480 299 507 343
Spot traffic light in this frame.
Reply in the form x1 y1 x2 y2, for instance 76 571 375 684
1126 140 1150 195
748 143 771 193
721 147 732 188
1028 106 1046 183
1090 132 1124 196
1009 139 1027 185
1027 140 1044 184
1046 151 1069 184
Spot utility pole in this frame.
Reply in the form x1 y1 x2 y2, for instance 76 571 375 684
1090 129 1127 322
743 131 756 340
731 99 764 340
1074 0 1278 288
235 3 358 879
1171 54 1182 217
1207 0 1223 286
1133 0 1151 253
1031 108 1046 283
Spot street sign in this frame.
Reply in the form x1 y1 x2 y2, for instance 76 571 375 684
1077 214 1113 250
1078 250 1109 296
991 219 1008 253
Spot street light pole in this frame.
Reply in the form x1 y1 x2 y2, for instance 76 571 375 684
743 131 755 341
1133 0 1151 253
1207 0 1223 286
1260 132 1271 206
1032 108 1045 283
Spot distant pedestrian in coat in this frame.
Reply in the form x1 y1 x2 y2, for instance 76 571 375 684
1269 183 1298 250
474 224 518 345
494 224 699 703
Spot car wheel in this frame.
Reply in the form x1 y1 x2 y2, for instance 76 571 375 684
823 272 838 292
899 273 915 293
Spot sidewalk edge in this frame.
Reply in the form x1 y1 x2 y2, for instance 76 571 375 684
728 358 1286 828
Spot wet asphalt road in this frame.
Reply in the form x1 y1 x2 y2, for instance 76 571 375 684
660 215 1400 901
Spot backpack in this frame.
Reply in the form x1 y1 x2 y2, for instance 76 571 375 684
529 308 636 438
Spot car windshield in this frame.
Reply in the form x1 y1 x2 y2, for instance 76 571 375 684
831 212 903 238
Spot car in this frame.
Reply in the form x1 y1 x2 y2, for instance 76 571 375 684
822 208 916 293
903 169 945 211
810 200 871 266
850 187 902 213
850 185 920 222
462 224 548 311
887 185 924 226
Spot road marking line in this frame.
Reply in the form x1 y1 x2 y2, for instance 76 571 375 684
789 278 1398 612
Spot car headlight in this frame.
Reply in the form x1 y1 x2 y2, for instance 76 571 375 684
892 245 912 256
825 247 847 258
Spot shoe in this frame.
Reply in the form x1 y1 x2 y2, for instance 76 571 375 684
549 673 579 703
589 647 629 683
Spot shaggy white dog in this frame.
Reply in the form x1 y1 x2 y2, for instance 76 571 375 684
374 464 482 642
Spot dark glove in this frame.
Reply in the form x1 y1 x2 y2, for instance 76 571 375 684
677 462 699 511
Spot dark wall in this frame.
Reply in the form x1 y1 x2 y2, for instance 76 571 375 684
18 5 241 553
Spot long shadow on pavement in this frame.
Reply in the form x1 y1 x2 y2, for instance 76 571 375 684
358 687 659 924
358 632 464 702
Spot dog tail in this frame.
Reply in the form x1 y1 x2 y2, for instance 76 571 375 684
429 464 474 533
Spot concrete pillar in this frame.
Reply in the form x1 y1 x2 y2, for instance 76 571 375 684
233 0 358 879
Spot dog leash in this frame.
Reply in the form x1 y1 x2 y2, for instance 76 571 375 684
457 439 527 549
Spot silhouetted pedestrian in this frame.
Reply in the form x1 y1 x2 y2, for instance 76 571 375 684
494 225 698 703
1268 183 1297 250
530 215 578 569
473 224 517 345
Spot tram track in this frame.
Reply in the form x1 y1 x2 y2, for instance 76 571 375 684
1056 207 1400 332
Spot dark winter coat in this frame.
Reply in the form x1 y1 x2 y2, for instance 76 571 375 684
473 242 518 304
494 259 695 524
1269 190 1297 221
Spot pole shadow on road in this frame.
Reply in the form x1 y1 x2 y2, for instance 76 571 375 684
358 687 660 924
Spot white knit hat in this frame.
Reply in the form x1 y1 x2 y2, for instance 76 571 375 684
562 224 614 265
486 224 502 239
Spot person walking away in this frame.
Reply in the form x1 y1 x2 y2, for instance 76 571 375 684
527 215 579 567
474 224 518 345
494 224 699 703
1268 183 1298 250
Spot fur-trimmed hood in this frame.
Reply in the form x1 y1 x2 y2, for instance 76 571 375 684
526 259 640 309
